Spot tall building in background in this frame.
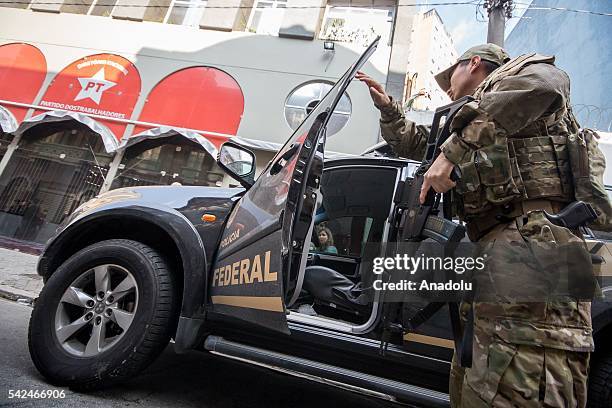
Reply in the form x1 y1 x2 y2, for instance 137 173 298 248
505 0 612 131
403 9 458 111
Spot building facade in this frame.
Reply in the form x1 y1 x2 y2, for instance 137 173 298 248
505 0 612 131
0 0 450 246
403 9 457 111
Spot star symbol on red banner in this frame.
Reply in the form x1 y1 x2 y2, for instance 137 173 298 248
75 68 117 105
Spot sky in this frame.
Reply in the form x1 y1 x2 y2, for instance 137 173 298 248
421 0 533 54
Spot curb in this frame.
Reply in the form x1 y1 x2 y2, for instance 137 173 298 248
0 287 36 306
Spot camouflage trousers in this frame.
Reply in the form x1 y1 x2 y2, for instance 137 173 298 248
450 212 592 407
450 345 589 407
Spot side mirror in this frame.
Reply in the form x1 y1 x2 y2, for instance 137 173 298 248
217 141 256 188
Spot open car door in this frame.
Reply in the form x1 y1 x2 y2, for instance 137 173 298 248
209 38 380 334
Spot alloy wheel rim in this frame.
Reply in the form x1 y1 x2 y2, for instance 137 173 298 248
54 264 139 357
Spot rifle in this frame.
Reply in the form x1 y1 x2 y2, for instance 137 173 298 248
380 96 474 363
394 95 473 243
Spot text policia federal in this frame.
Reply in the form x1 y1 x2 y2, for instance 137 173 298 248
370 254 486 292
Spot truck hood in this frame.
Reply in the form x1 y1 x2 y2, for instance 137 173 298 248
57 184 244 235
91 185 244 210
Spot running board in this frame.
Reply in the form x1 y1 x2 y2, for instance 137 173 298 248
204 336 450 407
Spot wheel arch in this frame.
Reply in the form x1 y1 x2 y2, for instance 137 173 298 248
593 307 612 355
40 207 208 329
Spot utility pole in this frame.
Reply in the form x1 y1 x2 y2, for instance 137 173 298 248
484 0 513 47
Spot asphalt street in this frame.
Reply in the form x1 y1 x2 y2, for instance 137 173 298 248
0 298 394 408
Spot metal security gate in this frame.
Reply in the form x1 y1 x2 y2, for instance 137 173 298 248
0 125 112 244
111 141 224 189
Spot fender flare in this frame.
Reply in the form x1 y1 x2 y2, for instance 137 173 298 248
593 301 612 338
42 205 208 322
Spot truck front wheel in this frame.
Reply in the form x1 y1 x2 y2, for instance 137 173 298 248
28 239 179 390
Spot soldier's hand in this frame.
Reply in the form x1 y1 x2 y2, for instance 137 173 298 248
420 154 456 204
355 71 391 108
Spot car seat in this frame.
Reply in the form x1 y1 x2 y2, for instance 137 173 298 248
302 266 371 316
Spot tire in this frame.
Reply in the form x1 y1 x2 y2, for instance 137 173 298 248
589 352 612 408
28 239 179 391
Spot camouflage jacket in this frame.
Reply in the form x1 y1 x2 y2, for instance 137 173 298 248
380 54 579 219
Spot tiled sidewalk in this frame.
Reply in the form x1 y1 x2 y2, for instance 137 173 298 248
0 247 42 304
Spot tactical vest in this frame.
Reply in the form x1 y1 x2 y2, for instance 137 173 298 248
455 54 575 220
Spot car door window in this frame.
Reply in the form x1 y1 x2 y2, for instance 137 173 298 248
314 216 375 257
313 166 398 257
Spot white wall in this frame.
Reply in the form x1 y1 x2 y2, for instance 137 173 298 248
596 132 612 187
0 8 391 155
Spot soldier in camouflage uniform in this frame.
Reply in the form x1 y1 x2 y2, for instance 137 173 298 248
357 44 599 407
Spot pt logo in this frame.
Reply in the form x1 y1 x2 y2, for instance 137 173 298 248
75 68 117 105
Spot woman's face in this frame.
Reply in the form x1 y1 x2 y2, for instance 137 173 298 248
318 230 328 244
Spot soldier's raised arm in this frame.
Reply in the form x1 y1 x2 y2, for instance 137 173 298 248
356 72 428 160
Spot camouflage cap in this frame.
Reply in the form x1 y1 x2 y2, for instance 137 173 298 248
434 43 511 92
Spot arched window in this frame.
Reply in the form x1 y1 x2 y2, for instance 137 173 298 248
285 81 352 136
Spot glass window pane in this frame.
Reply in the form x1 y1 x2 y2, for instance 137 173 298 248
182 0 206 26
90 0 116 16
327 112 350 136
285 107 307 129
167 4 188 25
287 83 325 106
315 166 397 257
248 1 286 35
336 93 351 113
248 9 263 32
285 81 351 136
60 0 93 14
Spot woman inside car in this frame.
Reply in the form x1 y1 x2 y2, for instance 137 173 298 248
316 226 338 255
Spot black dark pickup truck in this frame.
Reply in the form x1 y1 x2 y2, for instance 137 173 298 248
28 39 612 407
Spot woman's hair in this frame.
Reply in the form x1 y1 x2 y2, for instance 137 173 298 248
317 225 334 249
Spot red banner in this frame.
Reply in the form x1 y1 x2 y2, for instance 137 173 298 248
134 67 244 148
0 43 47 123
38 53 141 140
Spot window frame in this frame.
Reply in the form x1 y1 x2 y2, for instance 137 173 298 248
312 163 402 259
318 2 395 46
163 0 208 26
246 0 288 35
86 0 118 16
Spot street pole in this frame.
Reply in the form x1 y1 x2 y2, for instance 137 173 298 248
485 0 512 47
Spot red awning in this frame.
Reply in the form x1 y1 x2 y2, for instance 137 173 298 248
133 67 244 148
0 43 47 128
36 53 141 141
